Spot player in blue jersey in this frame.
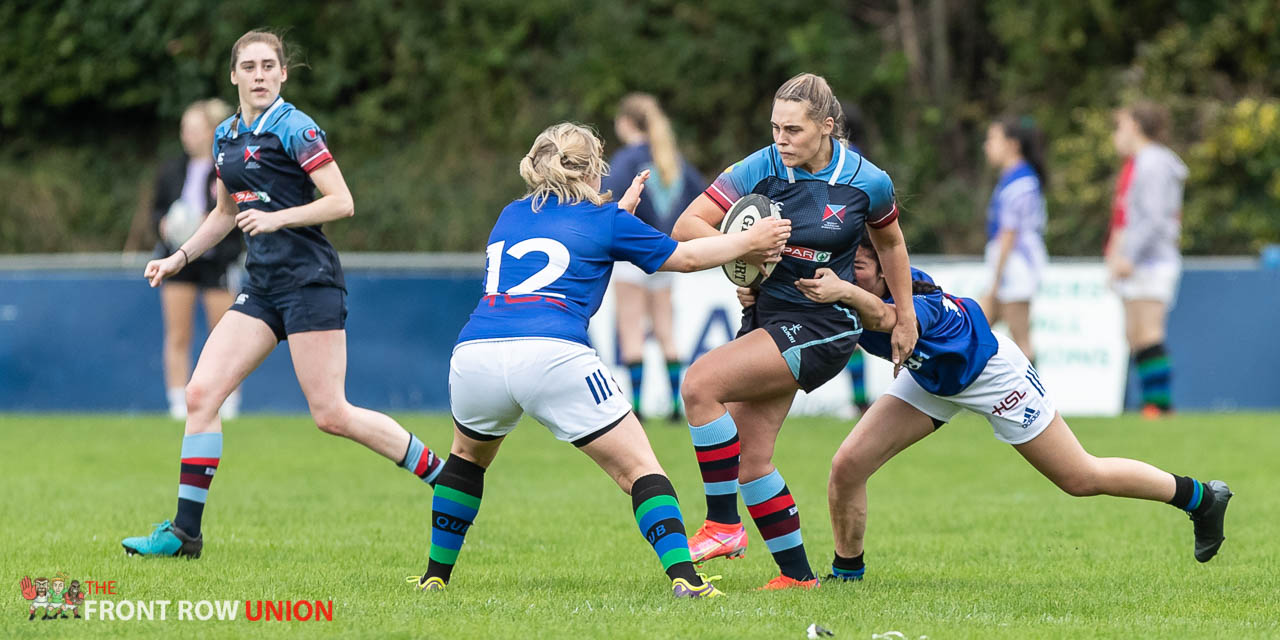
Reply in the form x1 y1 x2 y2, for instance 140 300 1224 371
122 31 444 559
410 122 790 598
672 73 918 590
790 235 1232 581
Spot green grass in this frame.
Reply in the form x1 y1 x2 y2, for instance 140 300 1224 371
1 412 1277 639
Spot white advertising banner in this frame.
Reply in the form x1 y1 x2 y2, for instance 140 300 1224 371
587 260 1128 418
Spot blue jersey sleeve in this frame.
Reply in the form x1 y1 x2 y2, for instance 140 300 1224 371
609 207 679 273
211 117 234 175
280 112 334 174
704 146 774 211
862 167 898 229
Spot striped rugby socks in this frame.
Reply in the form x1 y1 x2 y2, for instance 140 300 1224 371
398 433 443 486
689 412 741 525
627 362 644 412
174 432 221 538
1135 343 1173 411
632 474 699 583
741 470 814 581
1169 475 1216 516
426 455 485 584
846 348 868 409
666 361 684 416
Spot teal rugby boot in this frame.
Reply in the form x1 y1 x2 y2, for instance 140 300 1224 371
122 520 202 558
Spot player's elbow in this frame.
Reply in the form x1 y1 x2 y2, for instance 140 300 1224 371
338 196 355 219
661 247 700 273
863 307 895 332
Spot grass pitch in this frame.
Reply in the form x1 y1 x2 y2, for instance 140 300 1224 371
1 411 1277 639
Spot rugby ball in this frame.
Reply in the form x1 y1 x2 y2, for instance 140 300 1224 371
161 199 205 249
719 193 781 287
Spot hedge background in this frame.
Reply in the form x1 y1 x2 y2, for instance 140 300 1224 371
1 0 1276 255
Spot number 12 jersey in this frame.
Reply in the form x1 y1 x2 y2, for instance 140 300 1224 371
456 196 678 347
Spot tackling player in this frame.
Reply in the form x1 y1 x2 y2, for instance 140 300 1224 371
672 73 917 590
409 122 790 598
791 235 1231 581
122 30 445 558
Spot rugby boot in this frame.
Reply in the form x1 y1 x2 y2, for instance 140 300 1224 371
757 574 820 591
122 520 202 558
689 520 748 564
1190 480 1232 563
672 574 725 599
408 575 446 592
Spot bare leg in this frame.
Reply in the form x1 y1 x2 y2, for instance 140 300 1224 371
1014 413 1175 501
1125 299 1168 352
1000 300 1034 361
161 282 198 392
649 287 679 362
183 311 277 435
828 395 936 558
578 413 666 493
615 282 648 364
288 329 416 461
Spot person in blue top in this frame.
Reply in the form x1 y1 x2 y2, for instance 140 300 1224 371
673 73 918 590
980 116 1049 361
412 122 790 598
791 235 1232 582
123 31 444 559
603 93 705 423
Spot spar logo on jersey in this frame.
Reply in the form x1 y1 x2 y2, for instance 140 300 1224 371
821 204 847 230
232 191 271 204
781 245 831 263
992 390 1027 416
243 146 262 170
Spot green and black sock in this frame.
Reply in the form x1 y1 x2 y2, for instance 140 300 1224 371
1169 474 1216 516
632 474 700 584
426 455 485 584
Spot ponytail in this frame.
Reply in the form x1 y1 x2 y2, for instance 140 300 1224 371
617 93 681 188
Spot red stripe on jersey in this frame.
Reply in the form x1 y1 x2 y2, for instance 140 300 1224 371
182 457 221 467
1105 157 1136 253
413 451 434 476
746 494 794 519
705 184 733 211
695 441 741 463
867 203 899 229
301 149 334 173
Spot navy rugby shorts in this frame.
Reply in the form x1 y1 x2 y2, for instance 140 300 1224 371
230 284 347 342
738 298 863 393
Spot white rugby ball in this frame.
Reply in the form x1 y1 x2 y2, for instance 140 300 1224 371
719 193 780 287
161 199 205 249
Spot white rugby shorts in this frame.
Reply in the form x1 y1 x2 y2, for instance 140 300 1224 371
449 338 631 446
1111 261 1181 306
984 240 1044 303
612 260 675 290
884 333 1056 444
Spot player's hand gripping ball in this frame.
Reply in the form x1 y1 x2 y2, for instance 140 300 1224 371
720 193 784 287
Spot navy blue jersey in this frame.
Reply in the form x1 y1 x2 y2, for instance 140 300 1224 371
602 143 704 235
705 140 897 308
858 268 999 396
213 97 344 293
456 196 679 346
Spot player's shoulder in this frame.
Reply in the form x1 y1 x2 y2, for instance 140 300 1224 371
213 114 237 140
272 102 323 139
723 144 779 178
844 150 892 192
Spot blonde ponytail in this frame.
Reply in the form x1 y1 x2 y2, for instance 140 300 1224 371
618 93 680 188
519 123 610 212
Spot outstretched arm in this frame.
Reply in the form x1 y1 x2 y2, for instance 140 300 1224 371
795 268 898 332
868 220 917 376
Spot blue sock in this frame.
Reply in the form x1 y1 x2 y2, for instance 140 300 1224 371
175 432 222 537
666 361 683 414
627 362 644 411
399 434 443 486
689 412 741 525
831 551 865 581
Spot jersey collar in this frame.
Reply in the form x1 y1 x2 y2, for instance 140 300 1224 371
232 96 285 139
783 137 846 186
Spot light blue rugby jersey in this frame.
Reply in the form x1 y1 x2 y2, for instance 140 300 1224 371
857 268 999 396
456 195 679 346
705 140 897 308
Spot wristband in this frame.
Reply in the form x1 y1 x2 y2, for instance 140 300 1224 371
177 247 189 268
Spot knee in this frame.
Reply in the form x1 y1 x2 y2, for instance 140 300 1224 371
680 363 717 410
830 447 873 486
1052 467 1102 498
311 403 351 436
184 380 220 415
